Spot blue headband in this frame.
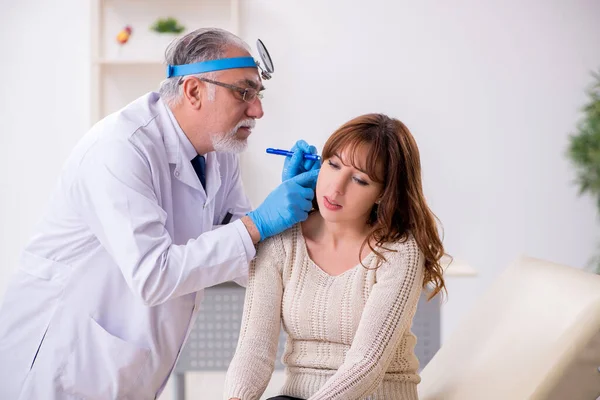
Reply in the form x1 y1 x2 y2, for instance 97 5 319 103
166 57 258 78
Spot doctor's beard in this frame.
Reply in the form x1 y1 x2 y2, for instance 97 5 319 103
211 119 256 154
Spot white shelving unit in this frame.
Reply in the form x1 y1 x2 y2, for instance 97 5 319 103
90 0 240 126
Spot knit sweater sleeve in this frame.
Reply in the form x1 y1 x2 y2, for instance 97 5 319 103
308 237 425 400
223 235 285 400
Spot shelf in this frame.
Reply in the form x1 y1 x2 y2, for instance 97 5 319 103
90 0 240 124
445 264 478 277
95 59 164 66
441 255 477 277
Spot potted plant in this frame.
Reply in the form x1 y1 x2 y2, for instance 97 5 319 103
150 17 186 58
567 69 600 273
150 17 185 35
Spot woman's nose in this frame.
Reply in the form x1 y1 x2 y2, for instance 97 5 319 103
330 177 348 195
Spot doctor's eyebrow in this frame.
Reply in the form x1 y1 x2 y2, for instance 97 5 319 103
236 79 265 92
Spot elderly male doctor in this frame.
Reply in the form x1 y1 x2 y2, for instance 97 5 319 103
0 28 319 399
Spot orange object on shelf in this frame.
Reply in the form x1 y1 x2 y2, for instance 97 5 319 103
116 25 132 45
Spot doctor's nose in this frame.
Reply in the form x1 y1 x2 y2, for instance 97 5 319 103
246 97 264 119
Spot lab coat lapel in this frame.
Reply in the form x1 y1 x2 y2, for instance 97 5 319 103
204 152 221 203
158 99 206 194
174 155 205 194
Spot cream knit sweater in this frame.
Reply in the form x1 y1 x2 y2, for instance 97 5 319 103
224 224 425 400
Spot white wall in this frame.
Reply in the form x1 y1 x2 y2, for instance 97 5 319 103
239 0 600 340
1 0 599 344
0 0 91 292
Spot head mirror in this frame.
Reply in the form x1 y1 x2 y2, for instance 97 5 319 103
256 39 274 80
166 38 275 80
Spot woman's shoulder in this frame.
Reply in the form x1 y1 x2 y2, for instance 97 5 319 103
256 223 302 257
380 232 419 252
378 233 424 267
370 235 425 290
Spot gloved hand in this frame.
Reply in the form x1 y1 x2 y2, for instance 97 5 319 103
248 169 319 241
281 140 321 182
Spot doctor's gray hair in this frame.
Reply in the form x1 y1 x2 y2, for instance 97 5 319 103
159 28 250 107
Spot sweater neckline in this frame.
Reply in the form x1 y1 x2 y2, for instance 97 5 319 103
295 224 377 279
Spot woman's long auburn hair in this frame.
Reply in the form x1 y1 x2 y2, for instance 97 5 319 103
315 113 447 300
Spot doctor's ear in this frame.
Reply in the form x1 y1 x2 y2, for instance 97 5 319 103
181 77 202 110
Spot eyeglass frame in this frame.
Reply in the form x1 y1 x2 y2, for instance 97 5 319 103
178 76 264 103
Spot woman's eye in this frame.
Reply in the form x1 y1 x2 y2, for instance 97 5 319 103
353 177 368 186
327 160 340 169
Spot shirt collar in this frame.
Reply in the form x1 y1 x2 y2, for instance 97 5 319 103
159 97 198 163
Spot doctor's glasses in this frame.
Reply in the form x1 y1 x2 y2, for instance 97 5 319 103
178 76 264 103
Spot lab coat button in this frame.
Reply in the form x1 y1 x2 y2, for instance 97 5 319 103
174 170 180 177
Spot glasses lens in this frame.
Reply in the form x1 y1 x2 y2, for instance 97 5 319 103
243 88 258 103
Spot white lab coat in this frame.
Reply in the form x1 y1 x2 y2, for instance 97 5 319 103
0 92 256 400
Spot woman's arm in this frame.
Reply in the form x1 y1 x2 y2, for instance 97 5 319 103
308 237 425 400
223 235 285 400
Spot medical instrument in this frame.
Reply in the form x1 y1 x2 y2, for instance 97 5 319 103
266 148 321 161
166 39 274 80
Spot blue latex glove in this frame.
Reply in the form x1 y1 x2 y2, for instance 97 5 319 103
281 140 321 182
248 169 319 241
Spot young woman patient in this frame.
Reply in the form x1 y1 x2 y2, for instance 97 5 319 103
224 113 446 400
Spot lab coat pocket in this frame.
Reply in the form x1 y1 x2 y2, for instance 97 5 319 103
0 252 67 399
59 315 150 399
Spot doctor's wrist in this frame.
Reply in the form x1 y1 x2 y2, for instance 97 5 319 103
241 216 260 244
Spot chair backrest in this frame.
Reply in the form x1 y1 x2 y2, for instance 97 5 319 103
418 256 600 400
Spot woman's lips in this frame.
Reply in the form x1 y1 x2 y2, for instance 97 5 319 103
323 196 342 211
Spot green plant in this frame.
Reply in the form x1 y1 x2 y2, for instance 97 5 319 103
150 17 185 34
567 69 600 273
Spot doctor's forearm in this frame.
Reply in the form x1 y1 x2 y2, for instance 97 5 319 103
126 223 255 306
241 216 260 244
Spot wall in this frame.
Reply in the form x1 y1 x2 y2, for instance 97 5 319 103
0 0 91 294
239 0 600 339
0 0 599 346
